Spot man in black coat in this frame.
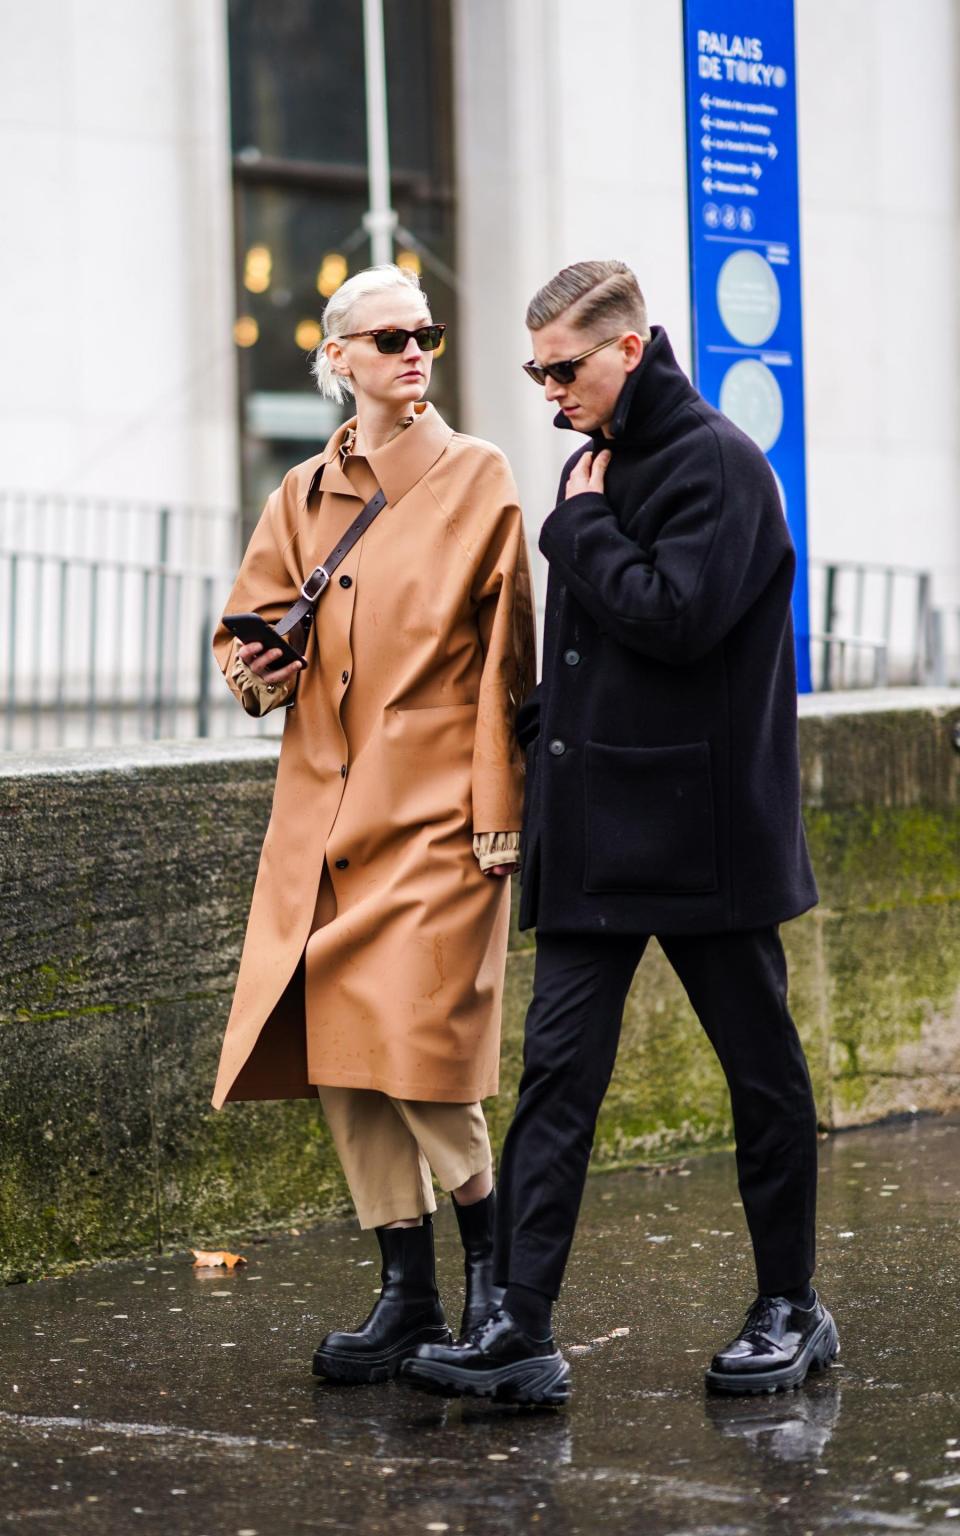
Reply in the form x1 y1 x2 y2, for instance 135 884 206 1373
403 260 838 1407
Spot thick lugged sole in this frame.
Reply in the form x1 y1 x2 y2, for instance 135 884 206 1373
401 1350 572 1406
705 1312 840 1397
312 1322 453 1385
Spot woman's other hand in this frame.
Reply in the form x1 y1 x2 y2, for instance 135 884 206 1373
238 640 304 688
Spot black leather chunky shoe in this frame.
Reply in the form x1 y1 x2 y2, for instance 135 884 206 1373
312 1217 452 1384
452 1190 505 1338
705 1291 839 1396
400 1306 571 1406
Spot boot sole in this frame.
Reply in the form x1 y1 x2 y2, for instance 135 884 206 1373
704 1312 840 1397
312 1323 453 1385
400 1351 571 1407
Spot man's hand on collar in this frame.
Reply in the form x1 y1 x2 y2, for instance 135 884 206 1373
564 448 611 502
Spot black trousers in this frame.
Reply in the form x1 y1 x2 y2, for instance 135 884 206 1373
494 926 817 1300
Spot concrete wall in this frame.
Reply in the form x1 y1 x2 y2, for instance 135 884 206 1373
797 0 960 602
1 692 958 1282
0 0 238 515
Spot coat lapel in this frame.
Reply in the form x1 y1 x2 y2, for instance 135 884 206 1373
311 454 359 501
367 403 453 506
297 403 452 510
300 421 356 506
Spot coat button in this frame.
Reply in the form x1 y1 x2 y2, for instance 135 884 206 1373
548 739 566 756
340 763 347 778
563 649 581 666
339 575 352 588
334 857 349 870
341 670 349 684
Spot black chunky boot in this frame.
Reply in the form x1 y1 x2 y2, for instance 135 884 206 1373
312 1216 452 1384
452 1189 505 1338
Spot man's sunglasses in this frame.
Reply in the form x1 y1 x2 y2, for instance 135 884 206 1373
339 324 446 355
522 333 621 386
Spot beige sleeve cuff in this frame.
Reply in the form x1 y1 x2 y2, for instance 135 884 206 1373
473 830 521 872
229 637 298 718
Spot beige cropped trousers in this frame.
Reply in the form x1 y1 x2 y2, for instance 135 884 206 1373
310 868 492 1230
317 1087 492 1230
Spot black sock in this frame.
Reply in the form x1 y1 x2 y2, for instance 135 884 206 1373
503 1283 553 1340
778 1283 815 1309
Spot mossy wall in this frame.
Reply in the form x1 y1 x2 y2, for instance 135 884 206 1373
2 692 958 1281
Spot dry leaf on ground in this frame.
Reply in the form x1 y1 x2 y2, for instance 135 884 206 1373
191 1249 247 1269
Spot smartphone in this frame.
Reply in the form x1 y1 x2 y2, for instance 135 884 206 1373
223 613 308 669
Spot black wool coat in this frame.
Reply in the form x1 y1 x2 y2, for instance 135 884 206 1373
518 326 818 936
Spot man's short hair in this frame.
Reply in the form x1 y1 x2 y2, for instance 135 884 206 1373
525 259 651 340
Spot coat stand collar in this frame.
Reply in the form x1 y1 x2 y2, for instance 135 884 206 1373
367 402 454 506
304 402 453 507
553 326 698 452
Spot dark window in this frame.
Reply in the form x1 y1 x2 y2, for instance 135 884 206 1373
227 0 458 529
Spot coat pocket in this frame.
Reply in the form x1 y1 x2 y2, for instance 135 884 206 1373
583 741 718 895
382 703 478 828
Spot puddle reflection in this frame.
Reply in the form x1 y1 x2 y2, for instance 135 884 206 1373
704 1379 842 1462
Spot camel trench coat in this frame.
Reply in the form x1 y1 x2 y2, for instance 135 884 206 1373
210 403 535 1110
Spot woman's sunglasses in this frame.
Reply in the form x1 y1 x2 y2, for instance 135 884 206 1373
339 324 446 355
522 333 621 386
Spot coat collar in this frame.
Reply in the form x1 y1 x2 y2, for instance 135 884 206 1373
304 401 453 506
553 326 698 451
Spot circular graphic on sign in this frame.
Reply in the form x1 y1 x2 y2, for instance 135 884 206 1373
717 248 781 347
719 359 784 452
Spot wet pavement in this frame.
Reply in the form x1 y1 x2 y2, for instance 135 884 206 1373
2 1114 960 1535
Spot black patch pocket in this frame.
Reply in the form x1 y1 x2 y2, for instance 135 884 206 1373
584 741 718 895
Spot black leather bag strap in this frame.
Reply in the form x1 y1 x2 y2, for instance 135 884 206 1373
275 480 387 637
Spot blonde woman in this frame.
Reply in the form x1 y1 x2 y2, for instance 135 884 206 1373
210 264 535 1384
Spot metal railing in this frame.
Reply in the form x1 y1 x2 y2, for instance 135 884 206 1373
0 488 240 572
929 604 960 687
0 546 286 753
2 494 958 752
0 490 282 753
808 558 958 690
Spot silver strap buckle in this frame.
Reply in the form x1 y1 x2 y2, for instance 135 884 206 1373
301 566 330 602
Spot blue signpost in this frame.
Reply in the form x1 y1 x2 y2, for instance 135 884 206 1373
682 0 811 690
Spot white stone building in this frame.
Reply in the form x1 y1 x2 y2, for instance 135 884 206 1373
1 0 957 741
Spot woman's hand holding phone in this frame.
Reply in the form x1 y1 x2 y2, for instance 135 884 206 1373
239 641 304 689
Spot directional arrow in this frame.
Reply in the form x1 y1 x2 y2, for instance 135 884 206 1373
700 93 712 108
702 114 776 142
702 178 759 197
702 134 780 158
751 162 762 178
703 158 754 174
